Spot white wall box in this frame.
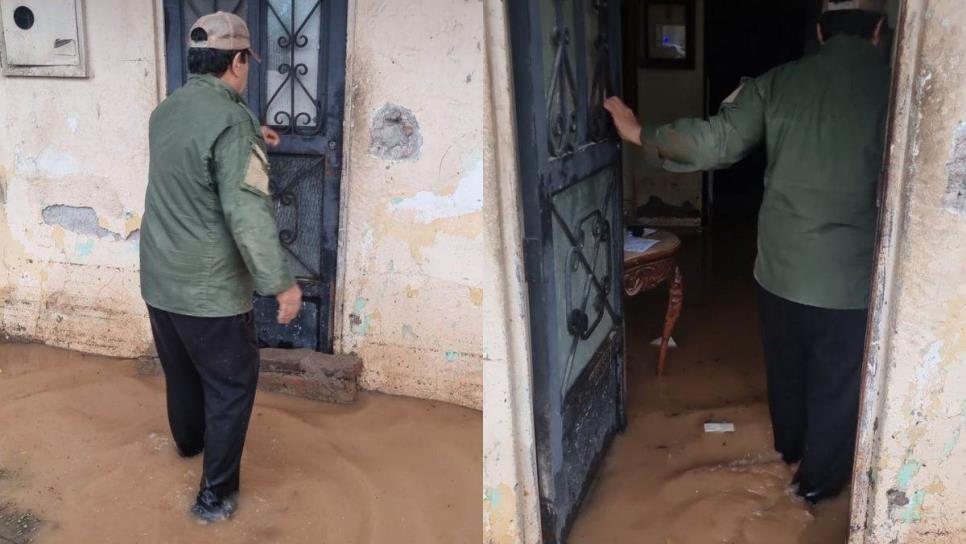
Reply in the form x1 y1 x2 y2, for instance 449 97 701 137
0 0 87 77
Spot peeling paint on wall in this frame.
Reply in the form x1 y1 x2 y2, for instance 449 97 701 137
0 166 7 204
43 206 117 239
944 122 966 214
897 461 922 488
41 205 141 245
0 0 157 359
75 240 95 258
349 297 371 336
14 147 79 179
66 113 80 134
849 3 966 540
897 490 927 522
483 483 519 543
401 324 418 339
469 287 483 307
389 150 483 222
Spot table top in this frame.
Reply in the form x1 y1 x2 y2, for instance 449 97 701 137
623 229 681 264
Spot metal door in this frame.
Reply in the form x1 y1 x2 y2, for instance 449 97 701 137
163 0 346 352
508 1 625 542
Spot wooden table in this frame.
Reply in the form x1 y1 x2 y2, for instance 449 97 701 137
623 229 684 375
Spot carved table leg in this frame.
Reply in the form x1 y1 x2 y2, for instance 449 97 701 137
658 266 684 376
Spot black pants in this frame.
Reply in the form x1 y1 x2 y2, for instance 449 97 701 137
147 306 260 499
756 283 868 501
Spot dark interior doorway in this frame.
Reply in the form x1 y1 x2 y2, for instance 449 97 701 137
704 0 814 227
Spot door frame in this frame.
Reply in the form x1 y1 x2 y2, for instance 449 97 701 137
481 1 542 542
848 0 920 538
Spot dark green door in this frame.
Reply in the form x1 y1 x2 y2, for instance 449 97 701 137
508 1 626 542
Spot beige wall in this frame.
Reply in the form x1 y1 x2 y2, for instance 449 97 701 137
851 1 966 541
625 0 705 226
0 0 483 409
0 0 159 356
335 0 484 409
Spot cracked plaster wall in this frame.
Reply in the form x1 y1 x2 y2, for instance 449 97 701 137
337 0 484 409
0 0 157 356
850 2 966 542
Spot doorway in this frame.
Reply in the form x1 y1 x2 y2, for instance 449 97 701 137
162 0 346 353
508 0 896 542
575 0 874 541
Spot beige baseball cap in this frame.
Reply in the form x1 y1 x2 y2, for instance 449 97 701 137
822 0 886 13
188 11 260 61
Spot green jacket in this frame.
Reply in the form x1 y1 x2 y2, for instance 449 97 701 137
140 74 294 317
640 36 890 309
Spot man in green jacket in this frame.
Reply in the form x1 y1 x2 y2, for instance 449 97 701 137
140 12 302 522
605 0 890 503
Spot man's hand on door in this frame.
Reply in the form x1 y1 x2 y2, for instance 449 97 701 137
275 283 303 325
603 97 642 146
260 126 281 148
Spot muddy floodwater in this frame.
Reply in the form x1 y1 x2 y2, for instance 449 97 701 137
570 230 851 544
0 343 481 544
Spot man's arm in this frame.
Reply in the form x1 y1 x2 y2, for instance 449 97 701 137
604 78 766 172
212 122 301 323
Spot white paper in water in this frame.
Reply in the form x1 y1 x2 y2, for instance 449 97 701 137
624 235 660 254
704 422 736 433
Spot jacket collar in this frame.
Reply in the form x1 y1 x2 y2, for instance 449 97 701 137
188 73 244 103
820 35 885 65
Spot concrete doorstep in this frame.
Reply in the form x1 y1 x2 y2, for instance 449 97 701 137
138 348 363 404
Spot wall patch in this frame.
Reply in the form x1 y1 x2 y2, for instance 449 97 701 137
368 103 422 161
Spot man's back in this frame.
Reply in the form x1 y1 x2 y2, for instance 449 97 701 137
141 74 290 317
754 35 891 309
606 5 894 504
635 34 890 309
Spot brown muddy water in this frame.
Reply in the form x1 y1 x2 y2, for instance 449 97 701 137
0 343 481 544
569 232 852 544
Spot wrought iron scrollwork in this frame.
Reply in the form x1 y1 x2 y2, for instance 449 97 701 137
265 0 324 137
275 188 298 245
268 156 326 278
547 26 578 157
553 172 619 396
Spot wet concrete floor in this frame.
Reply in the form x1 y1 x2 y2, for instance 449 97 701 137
0 343 481 544
570 227 851 544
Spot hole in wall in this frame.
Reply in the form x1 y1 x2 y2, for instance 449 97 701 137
13 6 35 30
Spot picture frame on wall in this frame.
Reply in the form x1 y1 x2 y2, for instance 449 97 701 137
640 0 695 70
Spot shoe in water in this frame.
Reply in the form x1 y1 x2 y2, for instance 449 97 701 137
190 489 236 523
